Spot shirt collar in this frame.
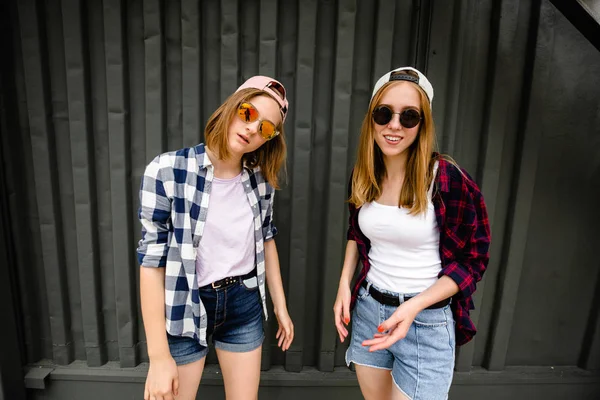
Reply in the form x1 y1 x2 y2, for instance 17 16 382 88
194 144 212 170
194 143 255 175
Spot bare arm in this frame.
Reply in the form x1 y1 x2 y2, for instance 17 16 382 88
264 239 294 350
140 266 169 359
333 240 360 342
338 240 360 288
264 239 286 313
406 275 459 311
140 266 179 400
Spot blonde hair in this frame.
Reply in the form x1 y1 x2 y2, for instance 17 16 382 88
204 88 287 188
349 72 438 215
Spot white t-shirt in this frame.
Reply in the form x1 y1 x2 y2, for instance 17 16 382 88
196 173 255 287
358 163 441 293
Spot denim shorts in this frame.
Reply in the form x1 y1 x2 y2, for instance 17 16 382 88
345 280 456 400
167 277 264 366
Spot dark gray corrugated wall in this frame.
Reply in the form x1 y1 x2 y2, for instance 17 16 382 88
1 0 600 399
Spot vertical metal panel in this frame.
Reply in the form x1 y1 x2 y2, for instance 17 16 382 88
104 0 140 368
17 0 74 366
345 0 376 177
426 0 457 149
181 0 203 146
0 8 26 392
317 0 357 372
220 0 238 98
127 0 149 360
486 0 549 371
0 182 26 398
88 0 120 363
391 0 418 68
61 0 107 367
582 272 600 370
6 0 50 364
442 0 495 371
473 0 534 368
47 0 86 361
269 0 297 369
413 0 432 70
259 0 278 77
257 2 277 368
202 0 221 120
240 0 259 78
308 0 337 368
372 0 396 83
505 0 600 366
144 0 167 158
285 0 318 373
165 0 183 151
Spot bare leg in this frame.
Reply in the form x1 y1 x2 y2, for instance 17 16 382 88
355 364 395 400
216 346 262 400
175 357 206 400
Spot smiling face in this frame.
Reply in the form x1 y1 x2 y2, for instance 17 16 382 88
226 94 282 158
372 82 422 161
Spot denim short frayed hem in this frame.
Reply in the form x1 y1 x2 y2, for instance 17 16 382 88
173 347 209 366
214 333 264 353
345 344 393 371
392 374 415 400
167 334 209 366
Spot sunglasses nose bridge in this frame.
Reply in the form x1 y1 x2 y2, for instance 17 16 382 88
387 112 403 129
244 119 261 135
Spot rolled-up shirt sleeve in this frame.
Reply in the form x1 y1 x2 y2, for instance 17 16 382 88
438 170 491 300
137 156 172 267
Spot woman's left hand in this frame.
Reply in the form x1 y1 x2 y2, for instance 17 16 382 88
362 301 421 352
275 309 294 351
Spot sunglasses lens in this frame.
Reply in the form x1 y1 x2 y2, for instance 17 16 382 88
259 121 277 140
400 109 421 128
372 106 393 125
238 102 259 123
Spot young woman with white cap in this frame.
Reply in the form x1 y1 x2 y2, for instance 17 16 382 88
333 67 491 399
138 76 294 400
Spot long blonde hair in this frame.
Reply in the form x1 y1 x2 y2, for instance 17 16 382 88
205 88 287 188
349 73 438 215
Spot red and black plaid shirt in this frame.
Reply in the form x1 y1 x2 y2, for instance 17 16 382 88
347 157 491 346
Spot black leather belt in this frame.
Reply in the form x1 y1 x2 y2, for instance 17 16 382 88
200 270 256 290
361 280 450 309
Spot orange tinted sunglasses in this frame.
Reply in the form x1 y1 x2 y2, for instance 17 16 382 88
237 102 280 140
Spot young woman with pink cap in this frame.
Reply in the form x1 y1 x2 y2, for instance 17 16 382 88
138 76 294 400
334 67 491 399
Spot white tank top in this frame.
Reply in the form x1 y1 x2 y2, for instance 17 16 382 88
358 162 441 294
196 172 255 287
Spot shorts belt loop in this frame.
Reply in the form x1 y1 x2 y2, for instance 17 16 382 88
366 281 372 292
398 292 404 305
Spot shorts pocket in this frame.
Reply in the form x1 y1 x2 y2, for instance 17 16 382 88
413 305 449 327
357 285 370 301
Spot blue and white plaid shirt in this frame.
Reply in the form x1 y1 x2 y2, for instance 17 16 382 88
137 144 276 346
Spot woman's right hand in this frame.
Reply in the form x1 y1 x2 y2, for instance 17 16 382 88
333 281 352 343
144 355 179 400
